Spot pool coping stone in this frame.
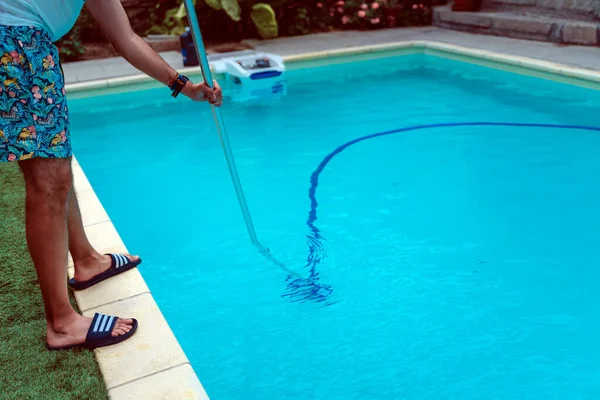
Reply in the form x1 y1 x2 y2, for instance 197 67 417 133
66 41 600 98
68 39 600 400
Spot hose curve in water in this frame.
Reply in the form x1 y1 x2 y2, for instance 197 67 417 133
285 122 600 304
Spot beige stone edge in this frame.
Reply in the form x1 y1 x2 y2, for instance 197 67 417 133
65 39 600 400
420 41 600 90
69 157 210 400
282 41 600 89
65 40 600 97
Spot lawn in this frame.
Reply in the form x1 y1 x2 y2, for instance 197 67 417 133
0 163 108 400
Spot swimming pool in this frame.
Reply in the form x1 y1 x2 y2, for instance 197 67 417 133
71 52 600 399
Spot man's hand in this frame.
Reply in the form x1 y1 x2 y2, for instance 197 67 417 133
183 80 223 107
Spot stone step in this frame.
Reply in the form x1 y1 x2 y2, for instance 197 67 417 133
483 0 598 15
433 6 600 45
482 3 598 21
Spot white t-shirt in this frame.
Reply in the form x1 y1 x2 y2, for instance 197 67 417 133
0 0 86 42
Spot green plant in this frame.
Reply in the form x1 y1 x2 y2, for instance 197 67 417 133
251 3 278 39
146 0 182 33
146 0 278 39
220 0 242 21
205 0 223 9
395 0 432 27
303 0 431 31
286 7 311 36
61 0 432 60
146 0 197 36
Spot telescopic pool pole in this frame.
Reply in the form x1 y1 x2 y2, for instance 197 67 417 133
182 0 292 268
182 0 261 246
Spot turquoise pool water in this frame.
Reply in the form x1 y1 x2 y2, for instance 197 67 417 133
71 54 600 399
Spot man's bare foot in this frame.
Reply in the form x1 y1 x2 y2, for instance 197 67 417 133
73 252 140 283
46 311 134 349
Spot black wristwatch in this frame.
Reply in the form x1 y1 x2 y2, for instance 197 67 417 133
169 73 189 98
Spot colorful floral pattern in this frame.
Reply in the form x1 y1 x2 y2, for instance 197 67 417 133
0 25 71 162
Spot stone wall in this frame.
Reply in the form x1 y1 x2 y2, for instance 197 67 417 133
434 6 599 45
483 0 600 18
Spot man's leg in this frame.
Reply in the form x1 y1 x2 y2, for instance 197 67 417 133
67 181 139 283
20 156 133 347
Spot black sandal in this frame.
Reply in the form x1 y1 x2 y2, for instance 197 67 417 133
68 254 142 290
46 313 138 351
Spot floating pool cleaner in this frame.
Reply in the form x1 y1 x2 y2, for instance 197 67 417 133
208 50 287 102
183 0 332 304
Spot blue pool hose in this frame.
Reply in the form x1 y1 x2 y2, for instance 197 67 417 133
303 122 600 302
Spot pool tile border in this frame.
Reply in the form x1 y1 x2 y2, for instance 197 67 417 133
420 41 600 90
66 41 600 99
67 40 600 400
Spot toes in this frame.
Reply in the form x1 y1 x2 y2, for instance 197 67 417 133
118 318 134 326
113 327 127 336
112 323 134 336
116 321 131 330
124 253 140 262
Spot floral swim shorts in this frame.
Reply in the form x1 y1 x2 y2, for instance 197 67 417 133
0 25 71 163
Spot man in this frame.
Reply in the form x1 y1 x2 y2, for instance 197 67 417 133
0 0 222 350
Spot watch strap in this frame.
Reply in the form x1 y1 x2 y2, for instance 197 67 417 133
169 73 189 98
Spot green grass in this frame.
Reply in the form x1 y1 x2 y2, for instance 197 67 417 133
0 163 108 400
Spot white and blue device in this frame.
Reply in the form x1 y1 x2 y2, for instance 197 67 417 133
208 50 287 101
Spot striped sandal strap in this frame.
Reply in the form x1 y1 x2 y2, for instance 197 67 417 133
109 253 131 269
85 313 118 343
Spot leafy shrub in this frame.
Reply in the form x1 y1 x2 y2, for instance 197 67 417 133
146 0 277 40
57 0 432 61
274 0 431 34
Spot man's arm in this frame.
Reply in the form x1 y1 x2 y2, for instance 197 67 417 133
85 0 221 105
